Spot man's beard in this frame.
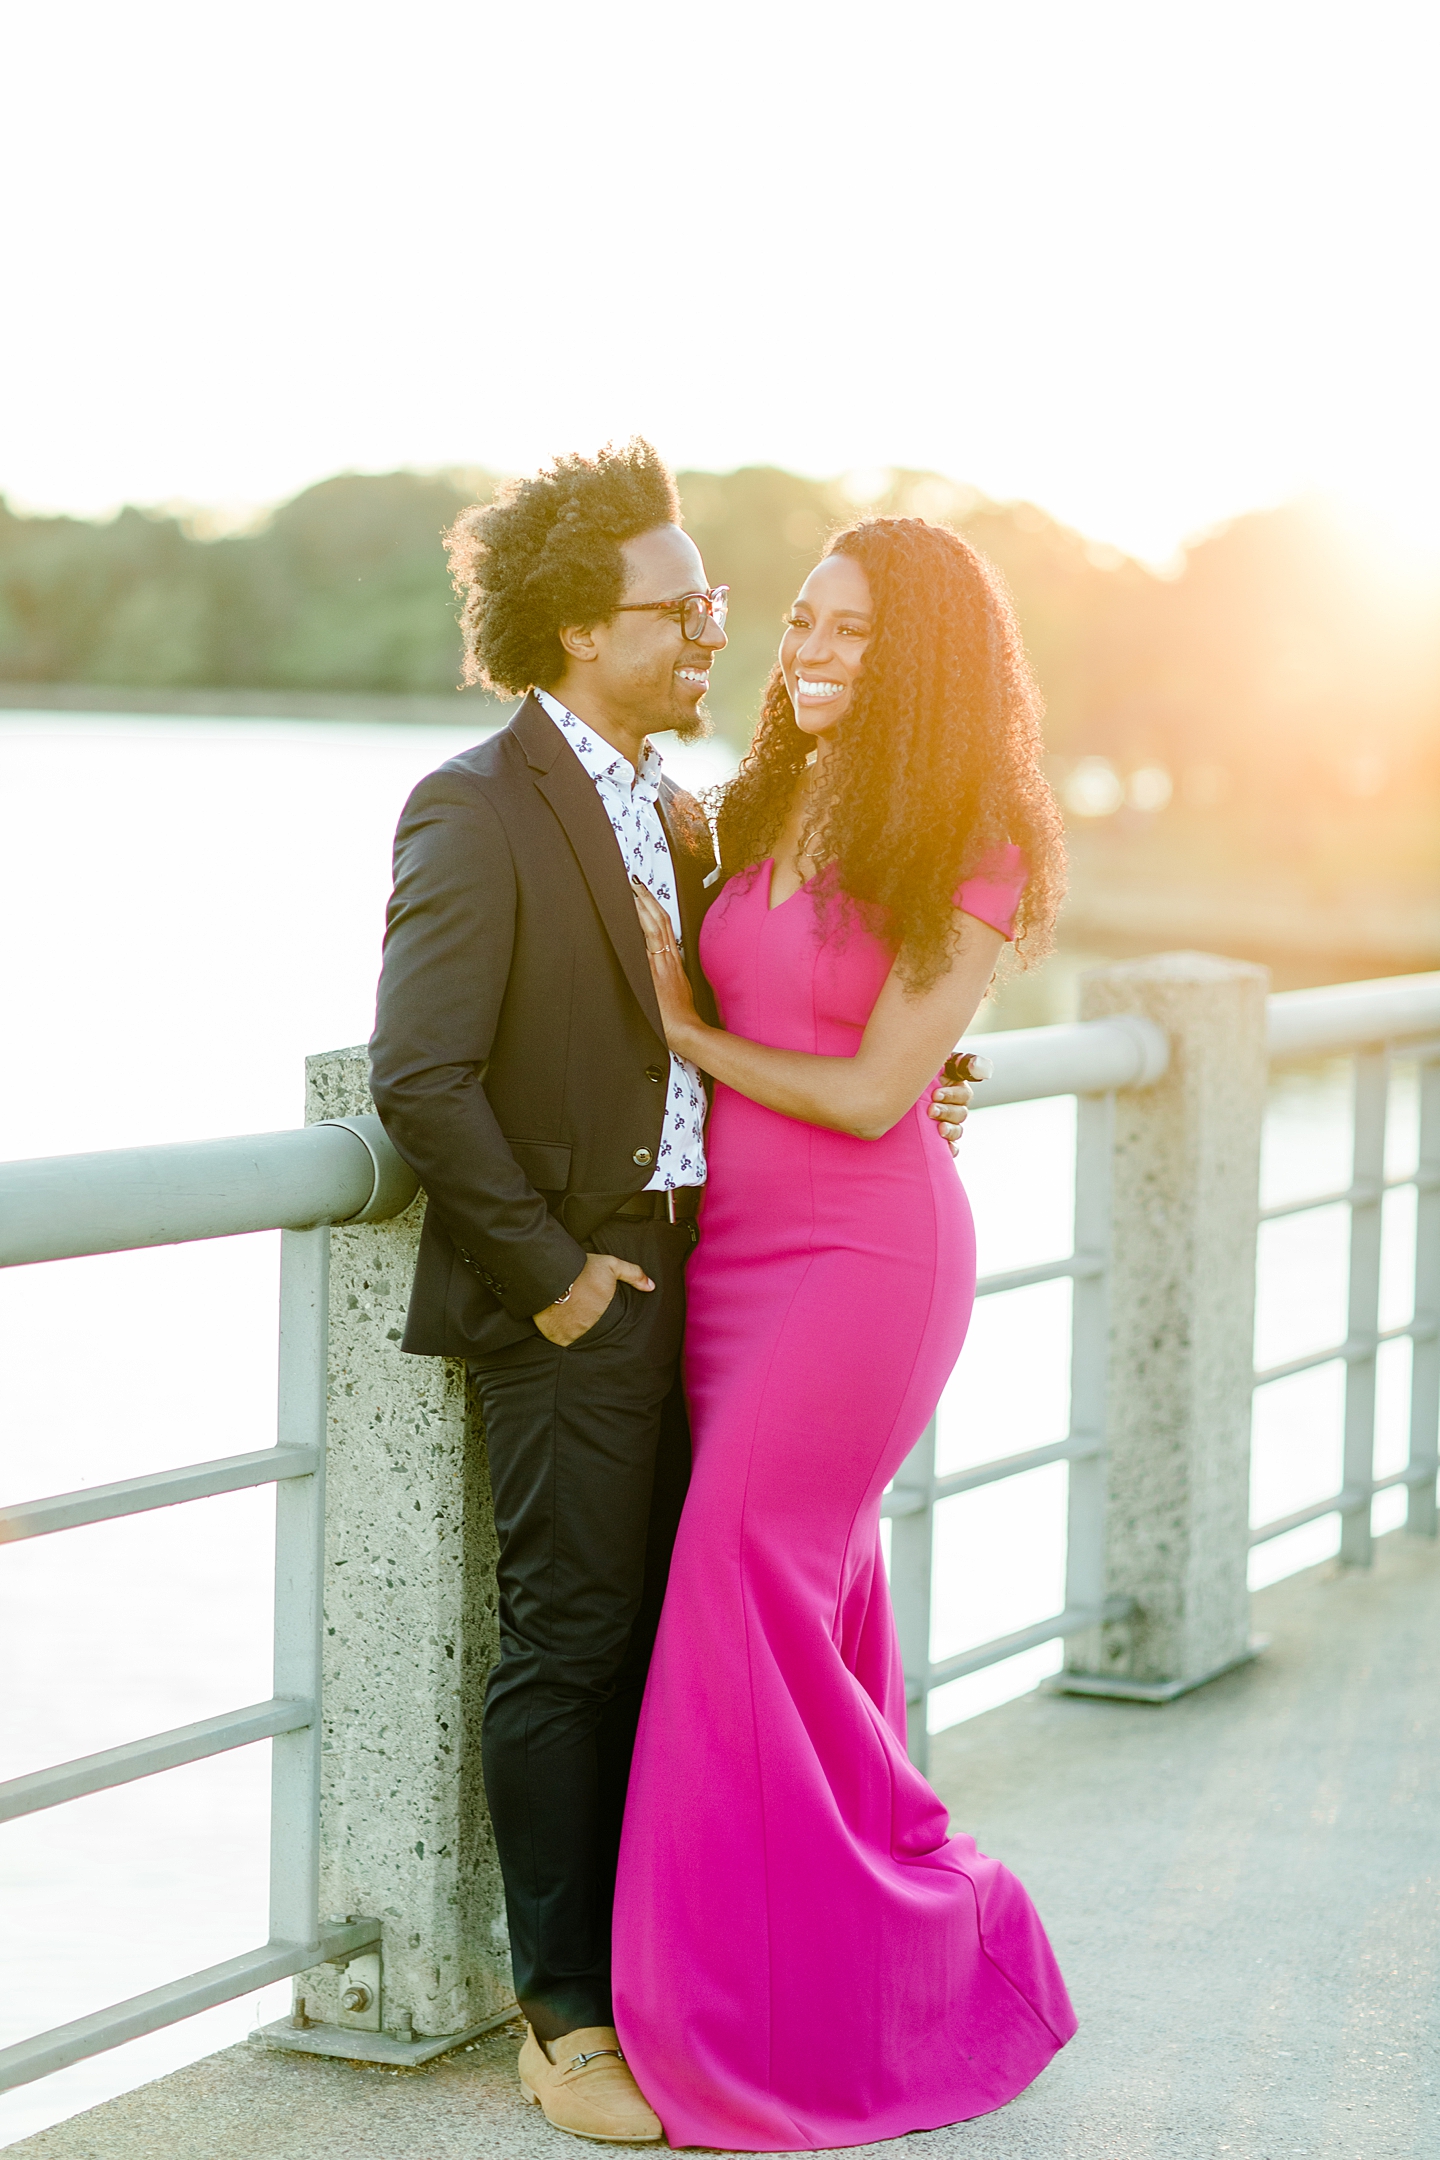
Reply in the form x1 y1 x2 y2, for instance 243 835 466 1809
667 700 714 745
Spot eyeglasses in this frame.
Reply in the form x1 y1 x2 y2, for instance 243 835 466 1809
612 586 729 643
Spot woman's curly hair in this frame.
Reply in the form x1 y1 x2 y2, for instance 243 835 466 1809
445 439 679 694
714 517 1065 989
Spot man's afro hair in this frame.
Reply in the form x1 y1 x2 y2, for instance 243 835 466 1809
445 438 680 695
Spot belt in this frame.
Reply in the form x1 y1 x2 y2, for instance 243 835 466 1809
608 1185 704 1224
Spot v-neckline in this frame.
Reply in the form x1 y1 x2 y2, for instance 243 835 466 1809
764 856 812 913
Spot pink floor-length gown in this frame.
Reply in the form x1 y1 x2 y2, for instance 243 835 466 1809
612 849 1076 2152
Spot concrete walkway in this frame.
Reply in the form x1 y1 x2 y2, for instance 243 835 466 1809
12 1534 1438 2159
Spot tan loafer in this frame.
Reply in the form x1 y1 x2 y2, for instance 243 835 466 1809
518 2023 663 2145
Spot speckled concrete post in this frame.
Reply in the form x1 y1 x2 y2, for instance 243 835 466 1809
291 1047 510 2038
1065 954 1269 1694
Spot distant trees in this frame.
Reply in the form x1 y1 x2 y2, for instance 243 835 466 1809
2 465 1436 894
0 472 472 694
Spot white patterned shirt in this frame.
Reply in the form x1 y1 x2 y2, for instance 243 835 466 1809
535 690 707 1190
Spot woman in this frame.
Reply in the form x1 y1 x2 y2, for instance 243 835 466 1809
615 516 1075 2151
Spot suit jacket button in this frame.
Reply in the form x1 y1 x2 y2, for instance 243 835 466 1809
645 1066 665 1083
633 1147 653 1166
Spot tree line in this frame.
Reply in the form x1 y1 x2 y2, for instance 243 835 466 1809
2 465 1435 898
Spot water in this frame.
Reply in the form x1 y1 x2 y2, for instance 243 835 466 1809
0 713 1422 2146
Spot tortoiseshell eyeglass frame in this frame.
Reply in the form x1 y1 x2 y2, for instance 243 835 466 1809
612 586 729 643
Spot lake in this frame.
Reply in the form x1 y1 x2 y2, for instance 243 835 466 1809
0 712 1420 2146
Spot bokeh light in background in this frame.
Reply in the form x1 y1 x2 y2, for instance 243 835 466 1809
3 0 1438 571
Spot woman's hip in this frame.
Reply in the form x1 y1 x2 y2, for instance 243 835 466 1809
685 1245 972 1489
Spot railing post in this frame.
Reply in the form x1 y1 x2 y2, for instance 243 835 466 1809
1063 1091 1114 1625
889 1419 936 1772
1062 953 1269 1697
1340 1051 1388 1564
288 1048 510 2043
268 1226 329 1953
1408 1053 1440 1538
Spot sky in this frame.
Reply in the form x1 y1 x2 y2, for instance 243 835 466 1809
4 0 1439 566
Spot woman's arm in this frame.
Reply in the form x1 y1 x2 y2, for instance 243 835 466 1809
631 878 1003 1140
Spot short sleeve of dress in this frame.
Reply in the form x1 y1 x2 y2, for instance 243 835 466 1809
955 842 1027 942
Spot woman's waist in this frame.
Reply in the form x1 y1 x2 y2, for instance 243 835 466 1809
706 1081 941 1148
701 1089 963 1207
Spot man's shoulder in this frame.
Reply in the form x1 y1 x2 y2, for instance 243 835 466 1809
429 716 520 788
403 704 537 811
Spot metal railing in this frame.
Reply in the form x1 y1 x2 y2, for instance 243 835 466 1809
889 971 1440 1767
1250 979 1440 1561
883 1020 1168 1765
0 1118 417 2094
3 972 1439 2078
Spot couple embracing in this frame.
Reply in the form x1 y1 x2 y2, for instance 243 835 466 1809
369 440 1075 2151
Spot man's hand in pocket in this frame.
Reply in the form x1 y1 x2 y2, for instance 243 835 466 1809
533 1252 655 1346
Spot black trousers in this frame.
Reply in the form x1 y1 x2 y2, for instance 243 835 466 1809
467 1216 695 2043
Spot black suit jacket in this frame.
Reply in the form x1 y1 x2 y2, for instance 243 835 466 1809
369 694 719 1359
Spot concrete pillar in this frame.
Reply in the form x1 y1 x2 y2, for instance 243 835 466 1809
1062 954 1269 1698
290 1047 510 2042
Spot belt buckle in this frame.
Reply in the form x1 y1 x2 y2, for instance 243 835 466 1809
666 1188 676 1224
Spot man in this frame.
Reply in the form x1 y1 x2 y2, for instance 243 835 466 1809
370 440 972 2144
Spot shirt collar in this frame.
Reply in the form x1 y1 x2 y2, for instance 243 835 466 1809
535 689 664 805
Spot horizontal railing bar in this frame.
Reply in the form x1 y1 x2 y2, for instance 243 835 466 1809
912 1599 1133 1696
934 1433 1102 1502
955 1013 1169 1105
1 982 1431 1277
1253 1314 1437 1389
975 1253 1104 1297
1249 1487 1370 1543
882 1434 1103 1518
1265 975 1440 1061
0 1917 381 2093
1259 1169 1428 1222
0 1446 319 1545
1253 1343 1359 1386
0 1114 417 1268
0 1698 312 1824
1249 1462 1440 1545
1362 1463 1434 1496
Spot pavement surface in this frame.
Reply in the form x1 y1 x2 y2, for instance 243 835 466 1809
11 1533 1438 2159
